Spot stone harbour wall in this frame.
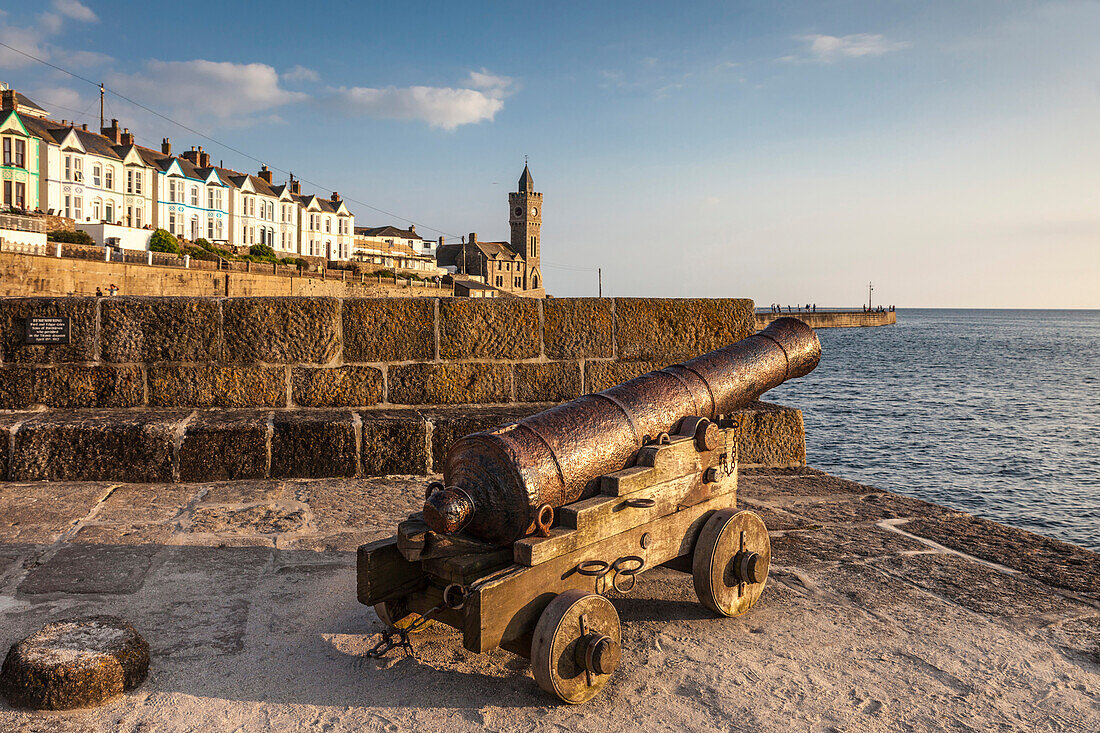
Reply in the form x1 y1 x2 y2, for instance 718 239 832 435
754 310 895 330
0 296 756 410
0 401 804 483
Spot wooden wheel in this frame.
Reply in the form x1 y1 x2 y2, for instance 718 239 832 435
531 590 621 704
692 509 770 617
372 600 434 632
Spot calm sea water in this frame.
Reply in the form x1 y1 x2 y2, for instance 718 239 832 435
765 309 1100 551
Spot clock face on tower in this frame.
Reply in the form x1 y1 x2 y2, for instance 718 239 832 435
530 207 538 217
514 207 522 216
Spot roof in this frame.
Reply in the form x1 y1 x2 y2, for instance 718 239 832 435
10 91 47 115
355 225 423 241
518 163 534 192
473 240 521 260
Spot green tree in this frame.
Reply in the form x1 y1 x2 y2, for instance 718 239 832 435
148 229 181 254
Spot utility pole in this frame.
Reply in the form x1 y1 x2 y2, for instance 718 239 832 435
461 235 466 275
598 268 602 298
868 281 873 310
99 83 104 130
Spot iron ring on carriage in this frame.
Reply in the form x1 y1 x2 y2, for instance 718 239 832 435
611 555 645 594
577 560 611 577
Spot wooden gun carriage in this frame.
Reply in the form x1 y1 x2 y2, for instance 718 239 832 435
357 318 820 703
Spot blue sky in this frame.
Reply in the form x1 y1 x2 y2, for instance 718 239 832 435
2 1 1098 306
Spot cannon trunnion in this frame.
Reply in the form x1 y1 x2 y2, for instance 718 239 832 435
357 319 819 703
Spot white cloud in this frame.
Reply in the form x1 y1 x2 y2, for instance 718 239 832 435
53 0 98 23
330 70 515 129
108 60 308 125
283 65 320 83
27 85 87 114
465 68 515 96
0 24 47 68
792 33 910 62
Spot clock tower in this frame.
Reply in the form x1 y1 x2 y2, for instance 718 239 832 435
509 163 542 291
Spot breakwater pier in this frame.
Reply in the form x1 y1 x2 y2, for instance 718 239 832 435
755 308 896 330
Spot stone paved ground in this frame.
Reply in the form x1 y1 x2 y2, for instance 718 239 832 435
0 468 1097 732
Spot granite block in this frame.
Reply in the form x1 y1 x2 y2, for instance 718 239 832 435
178 410 270 482
100 297 220 362
543 298 614 359
730 401 806 467
614 298 754 360
388 362 512 405
270 410 357 478
292 366 383 407
9 411 186 482
514 361 582 402
342 298 435 362
148 365 285 408
222 297 340 364
0 297 98 364
584 360 667 393
438 299 539 360
359 411 429 475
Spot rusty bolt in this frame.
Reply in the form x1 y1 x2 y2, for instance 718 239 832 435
640 532 651 549
703 467 720 484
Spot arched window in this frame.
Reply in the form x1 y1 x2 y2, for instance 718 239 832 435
92 198 102 221
105 167 114 190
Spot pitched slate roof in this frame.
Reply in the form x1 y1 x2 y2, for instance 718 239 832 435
473 240 521 259
355 225 424 241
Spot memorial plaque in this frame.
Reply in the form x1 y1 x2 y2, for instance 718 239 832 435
25 316 71 345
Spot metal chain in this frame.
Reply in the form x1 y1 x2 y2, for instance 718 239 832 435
365 602 446 660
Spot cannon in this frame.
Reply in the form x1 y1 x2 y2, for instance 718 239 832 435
357 317 820 703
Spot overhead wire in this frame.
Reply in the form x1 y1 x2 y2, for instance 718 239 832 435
0 39 465 240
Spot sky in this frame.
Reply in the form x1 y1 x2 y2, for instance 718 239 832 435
1 0 1098 307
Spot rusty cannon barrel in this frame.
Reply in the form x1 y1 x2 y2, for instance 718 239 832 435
425 317 821 545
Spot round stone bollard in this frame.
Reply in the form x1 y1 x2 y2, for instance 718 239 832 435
0 616 149 710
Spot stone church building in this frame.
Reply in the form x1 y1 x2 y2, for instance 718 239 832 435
437 164 545 297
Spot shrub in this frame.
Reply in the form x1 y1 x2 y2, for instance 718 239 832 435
280 256 307 269
194 238 213 251
148 229 181 254
184 245 218 262
47 229 94 245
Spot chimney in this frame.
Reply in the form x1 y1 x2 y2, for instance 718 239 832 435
198 147 210 168
289 175 300 195
408 224 416 234
180 146 200 165
330 191 340 203
1 89 15 112
469 232 478 244
161 138 171 155
120 128 134 146
81 123 87 130
258 165 273 184
102 118 121 144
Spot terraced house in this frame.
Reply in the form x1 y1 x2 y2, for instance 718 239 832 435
0 85 356 261
0 92 41 211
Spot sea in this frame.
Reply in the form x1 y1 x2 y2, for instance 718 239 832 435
764 309 1100 552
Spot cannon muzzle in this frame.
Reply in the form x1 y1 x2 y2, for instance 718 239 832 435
425 317 820 544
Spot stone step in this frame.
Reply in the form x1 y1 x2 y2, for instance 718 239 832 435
0 401 805 484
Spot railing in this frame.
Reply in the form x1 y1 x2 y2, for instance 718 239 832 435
0 239 47 256
1 238 450 290
0 213 46 234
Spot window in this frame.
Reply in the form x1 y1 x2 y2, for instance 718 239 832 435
126 206 132 227
105 167 114 190
2 137 9 165
496 276 503 287
13 182 24 208
92 198 101 221
168 210 176 234
216 219 223 239
105 202 113 223
190 214 199 239
63 195 71 218
207 188 214 209
127 170 134 194
2 180 10 206
515 277 521 288
73 196 82 221
207 218 214 239
92 165 101 187
325 218 331 233
191 186 199 207
14 140 23 168
134 206 142 228
65 155 83 182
